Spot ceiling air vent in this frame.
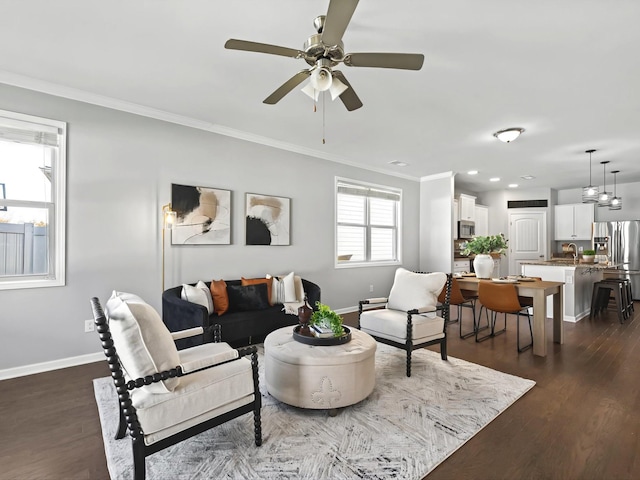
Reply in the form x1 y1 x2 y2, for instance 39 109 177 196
507 200 548 208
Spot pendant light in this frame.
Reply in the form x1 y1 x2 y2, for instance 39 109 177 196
582 149 599 203
598 160 612 207
610 170 622 210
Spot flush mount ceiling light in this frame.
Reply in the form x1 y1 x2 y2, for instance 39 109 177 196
389 160 408 167
610 170 622 210
490 177 501 182
467 170 478 175
493 128 525 143
582 149 599 203
598 160 613 207
520 175 535 180
508 184 519 188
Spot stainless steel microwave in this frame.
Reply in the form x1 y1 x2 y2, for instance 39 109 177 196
458 220 475 239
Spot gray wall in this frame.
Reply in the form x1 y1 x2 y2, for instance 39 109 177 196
0 84 420 372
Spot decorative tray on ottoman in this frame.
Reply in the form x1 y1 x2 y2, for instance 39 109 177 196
292 325 352 346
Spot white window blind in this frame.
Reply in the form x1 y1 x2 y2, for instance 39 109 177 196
0 109 66 290
336 178 401 266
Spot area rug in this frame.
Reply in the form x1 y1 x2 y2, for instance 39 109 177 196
93 344 535 479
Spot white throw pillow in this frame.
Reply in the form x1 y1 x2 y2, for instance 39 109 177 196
105 291 180 393
293 275 305 303
181 281 214 314
268 272 298 303
387 268 446 312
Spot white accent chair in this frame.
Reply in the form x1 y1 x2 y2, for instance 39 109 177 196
358 269 452 377
90 291 262 480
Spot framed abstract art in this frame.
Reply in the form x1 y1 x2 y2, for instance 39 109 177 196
245 193 290 245
171 183 231 245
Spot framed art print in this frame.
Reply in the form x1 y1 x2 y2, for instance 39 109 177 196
245 193 290 245
171 183 231 244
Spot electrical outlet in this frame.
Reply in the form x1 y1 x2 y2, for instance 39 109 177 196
369 284 374 292
84 319 95 333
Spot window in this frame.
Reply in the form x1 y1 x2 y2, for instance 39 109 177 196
336 178 401 267
0 110 66 290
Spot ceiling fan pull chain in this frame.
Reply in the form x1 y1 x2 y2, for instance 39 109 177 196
322 92 326 144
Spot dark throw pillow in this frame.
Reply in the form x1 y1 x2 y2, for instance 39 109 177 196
226 283 270 312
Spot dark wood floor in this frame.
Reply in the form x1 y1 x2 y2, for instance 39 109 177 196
1 304 639 480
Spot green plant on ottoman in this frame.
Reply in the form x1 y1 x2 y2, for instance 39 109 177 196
310 302 344 337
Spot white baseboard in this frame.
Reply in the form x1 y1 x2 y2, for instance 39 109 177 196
334 306 359 315
0 351 104 381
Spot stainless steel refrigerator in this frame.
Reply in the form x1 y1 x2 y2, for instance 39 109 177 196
593 221 640 300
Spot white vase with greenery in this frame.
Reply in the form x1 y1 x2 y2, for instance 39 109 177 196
461 234 508 279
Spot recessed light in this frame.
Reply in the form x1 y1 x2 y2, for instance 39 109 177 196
490 177 500 182
520 175 535 180
467 170 478 175
389 160 408 167
508 183 519 188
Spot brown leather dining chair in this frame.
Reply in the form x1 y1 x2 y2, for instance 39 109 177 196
438 277 478 339
476 281 533 353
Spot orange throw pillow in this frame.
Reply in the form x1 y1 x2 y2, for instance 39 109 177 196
241 277 273 306
210 279 229 315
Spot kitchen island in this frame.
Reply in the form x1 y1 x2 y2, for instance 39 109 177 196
520 260 614 322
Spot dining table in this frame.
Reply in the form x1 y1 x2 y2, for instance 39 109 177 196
455 276 564 357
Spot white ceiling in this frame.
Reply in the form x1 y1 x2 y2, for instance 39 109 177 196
2 0 640 193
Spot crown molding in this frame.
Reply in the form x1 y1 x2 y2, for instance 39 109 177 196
0 70 419 182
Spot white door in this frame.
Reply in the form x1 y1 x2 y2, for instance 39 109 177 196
508 211 547 275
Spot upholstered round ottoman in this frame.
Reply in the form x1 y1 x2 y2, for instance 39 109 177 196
264 326 377 412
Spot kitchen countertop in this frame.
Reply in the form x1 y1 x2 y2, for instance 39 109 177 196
521 260 618 269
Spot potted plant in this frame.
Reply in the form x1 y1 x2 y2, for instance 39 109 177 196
582 249 596 264
461 234 508 278
310 301 345 337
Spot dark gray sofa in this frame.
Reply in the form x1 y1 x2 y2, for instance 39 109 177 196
162 279 321 349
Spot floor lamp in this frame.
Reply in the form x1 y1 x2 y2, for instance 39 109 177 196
162 203 177 292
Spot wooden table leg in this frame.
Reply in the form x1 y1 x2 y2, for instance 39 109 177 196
532 289 547 357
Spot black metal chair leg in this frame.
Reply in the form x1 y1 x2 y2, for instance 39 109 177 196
517 311 533 353
476 306 495 342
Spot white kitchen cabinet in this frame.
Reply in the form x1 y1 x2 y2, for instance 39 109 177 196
453 259 471 274
554 203 594 240
458 194 476 221
475 204 489 237
453 199 459 240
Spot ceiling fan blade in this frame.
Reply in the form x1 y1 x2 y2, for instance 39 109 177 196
332 71 363 111
225 39 303 59
344 52 425 70
263 70 311 105
321 0 359 46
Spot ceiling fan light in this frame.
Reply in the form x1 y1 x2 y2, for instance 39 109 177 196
329 76 348 100
493 128 524 143
310 66 333 91
301 81 320 101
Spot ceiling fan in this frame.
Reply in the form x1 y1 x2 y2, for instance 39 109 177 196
224 0 424 111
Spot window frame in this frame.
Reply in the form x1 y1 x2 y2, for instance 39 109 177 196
0 109 66 290
335 177 402 269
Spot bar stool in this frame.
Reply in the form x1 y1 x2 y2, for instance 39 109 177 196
602 277 633 320
590 281 626 323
